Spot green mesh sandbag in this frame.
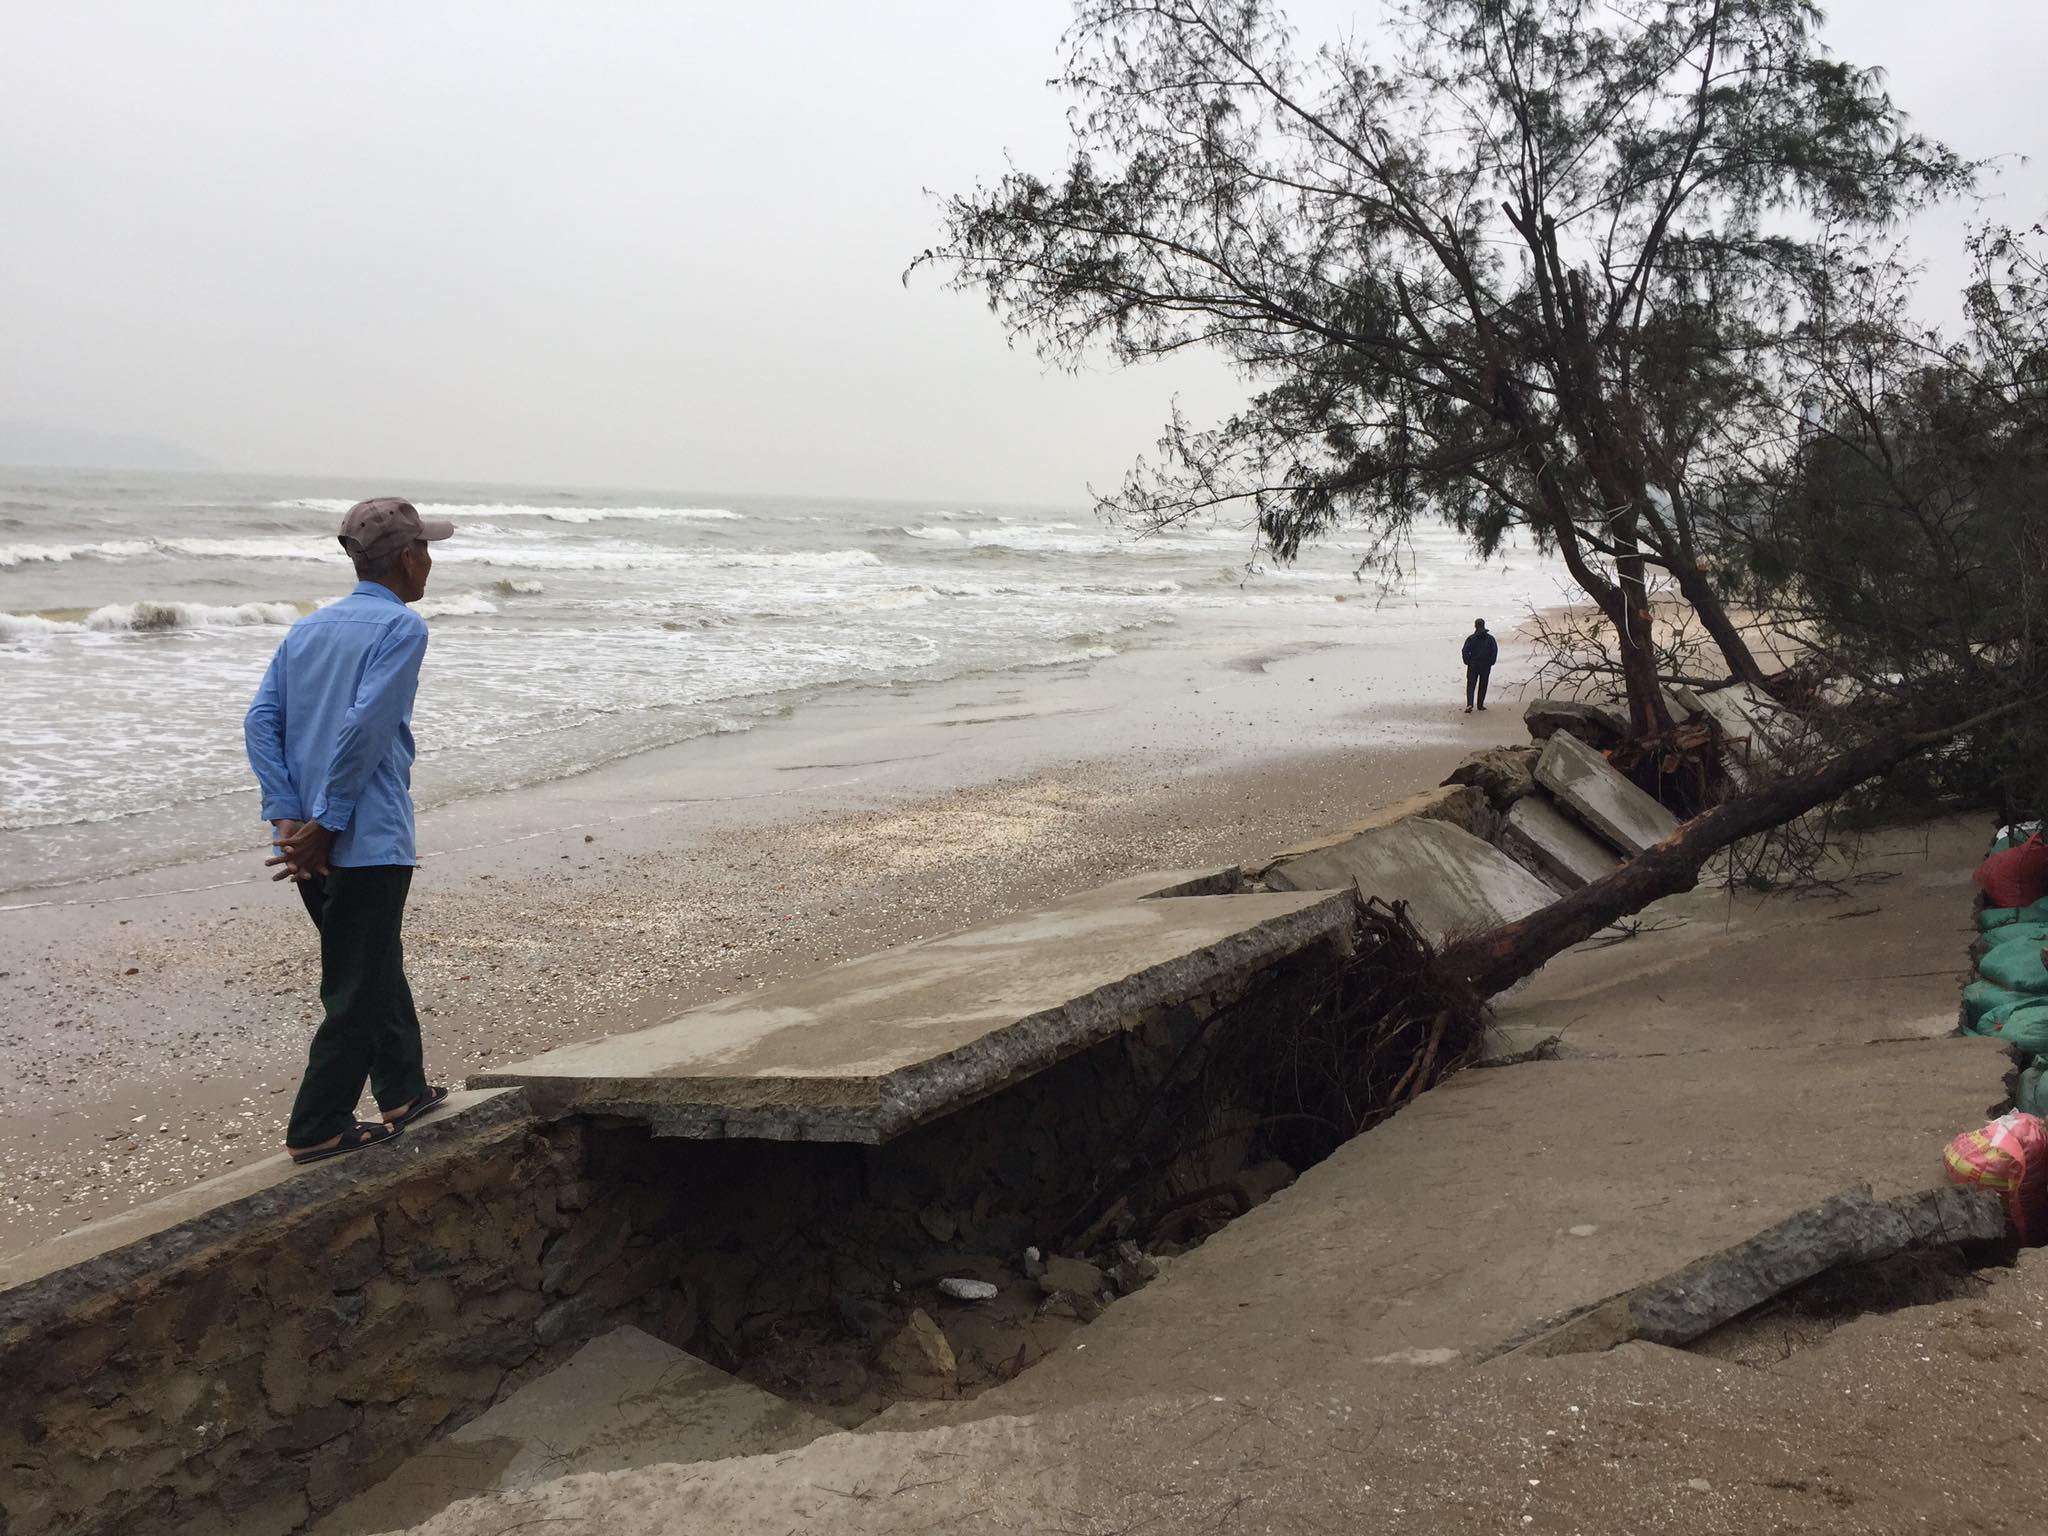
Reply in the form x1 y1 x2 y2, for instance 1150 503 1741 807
1979 941 2048 996
2018 1060 2048 1117
1965 981 2036 1033
1991 999 2048 1055
1978 897 2048 931
1984 922 2048 953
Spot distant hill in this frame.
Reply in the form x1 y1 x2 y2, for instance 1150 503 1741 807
0 421 214 472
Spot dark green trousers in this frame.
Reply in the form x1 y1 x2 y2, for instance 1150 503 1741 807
286 865 427 1148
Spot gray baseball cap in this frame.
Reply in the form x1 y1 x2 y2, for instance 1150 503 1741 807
336 497 454 561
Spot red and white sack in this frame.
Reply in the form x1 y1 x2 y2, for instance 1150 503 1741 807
1944 1111 2048 1243
1977 834 2048 910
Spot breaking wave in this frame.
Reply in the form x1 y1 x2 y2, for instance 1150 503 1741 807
271 498 742 524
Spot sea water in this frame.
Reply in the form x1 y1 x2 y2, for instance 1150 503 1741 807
0 468 1566 892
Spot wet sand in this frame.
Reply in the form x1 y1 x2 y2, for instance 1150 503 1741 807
0 633 1525 1256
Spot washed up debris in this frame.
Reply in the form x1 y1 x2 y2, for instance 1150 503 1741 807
1037 1255 1106 1299
874 1307 957 1386
937 1277 998 1302
1108 1239 1160 1295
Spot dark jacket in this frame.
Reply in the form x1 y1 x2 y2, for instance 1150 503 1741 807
1462 630 1499 668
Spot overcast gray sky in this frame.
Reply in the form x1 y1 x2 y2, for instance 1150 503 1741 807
2 1 2041 503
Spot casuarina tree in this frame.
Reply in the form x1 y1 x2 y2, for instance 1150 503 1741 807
918 0 1972 739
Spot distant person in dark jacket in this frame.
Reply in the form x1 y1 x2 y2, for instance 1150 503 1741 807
1462 619 1498 712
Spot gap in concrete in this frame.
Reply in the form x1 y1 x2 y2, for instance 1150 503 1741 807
534 913 1474 1426
1687 1243 2011 1368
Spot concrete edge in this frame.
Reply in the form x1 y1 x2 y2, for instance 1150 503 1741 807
1243 787 1487 881
567 890 1362 1145
873 889 1361 1139
1141 866 1249 899
0 1088 535 1344
1488 1182 2006 1362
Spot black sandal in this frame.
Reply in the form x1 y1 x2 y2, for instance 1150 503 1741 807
288 1120 399 1165
384 1085 450 1131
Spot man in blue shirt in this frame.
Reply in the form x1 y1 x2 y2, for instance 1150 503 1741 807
1461 618 1498 713
245 497 455 1164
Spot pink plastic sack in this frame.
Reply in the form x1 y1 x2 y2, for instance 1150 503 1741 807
1944 1111 2048 1243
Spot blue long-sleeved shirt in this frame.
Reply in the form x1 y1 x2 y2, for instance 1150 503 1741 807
244 582 430 867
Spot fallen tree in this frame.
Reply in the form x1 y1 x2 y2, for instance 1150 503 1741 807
1440 700 2027 998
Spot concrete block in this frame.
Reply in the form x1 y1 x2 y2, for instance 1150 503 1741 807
1501 796 1624 891
1441 746 1540 809
1523 697 1626 748
473 872 1357 1144
1535 730 1679 856
1696 684 1797 770
1262 817 1557 946
1248 785 1491 881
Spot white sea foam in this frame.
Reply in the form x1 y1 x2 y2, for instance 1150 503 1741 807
0 612 79 640
440 543 882 575
155 536 336 561
271 498 741 524
844 587 934 612
0 539 155 567
415 591 500 619
84 599 305 632
4 597 317 639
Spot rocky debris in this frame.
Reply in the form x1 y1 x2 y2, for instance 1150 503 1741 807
831 1288 896 1344
1500 796 1625 892
874 1308 957 1391
1441 746 1541 809
938 1277 998 1302
539 1208 631 1297
1038 1255 1107 1298
1226 1159 1297 1209
1037 1255 1110 1320
533 1295 601 1349
1020 1246 1047 1280
1107 1240 1160 1295
1523 697 1628 749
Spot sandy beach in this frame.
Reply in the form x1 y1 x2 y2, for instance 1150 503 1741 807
0 630 1524 1256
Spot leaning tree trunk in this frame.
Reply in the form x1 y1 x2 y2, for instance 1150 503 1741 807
1438 702 2016 998
1668 560 1775 692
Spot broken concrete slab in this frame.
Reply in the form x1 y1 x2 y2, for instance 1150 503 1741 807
1535 729 1679 856
1502 1184 2003 1360
1697 683 1799 770
1245 784 1490 881
472 871 1356 1144
1523 697 1627 748
1501 794 1624 891
953 1031 2002 1414
1260 816 1557 945
314 1326 831 1535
